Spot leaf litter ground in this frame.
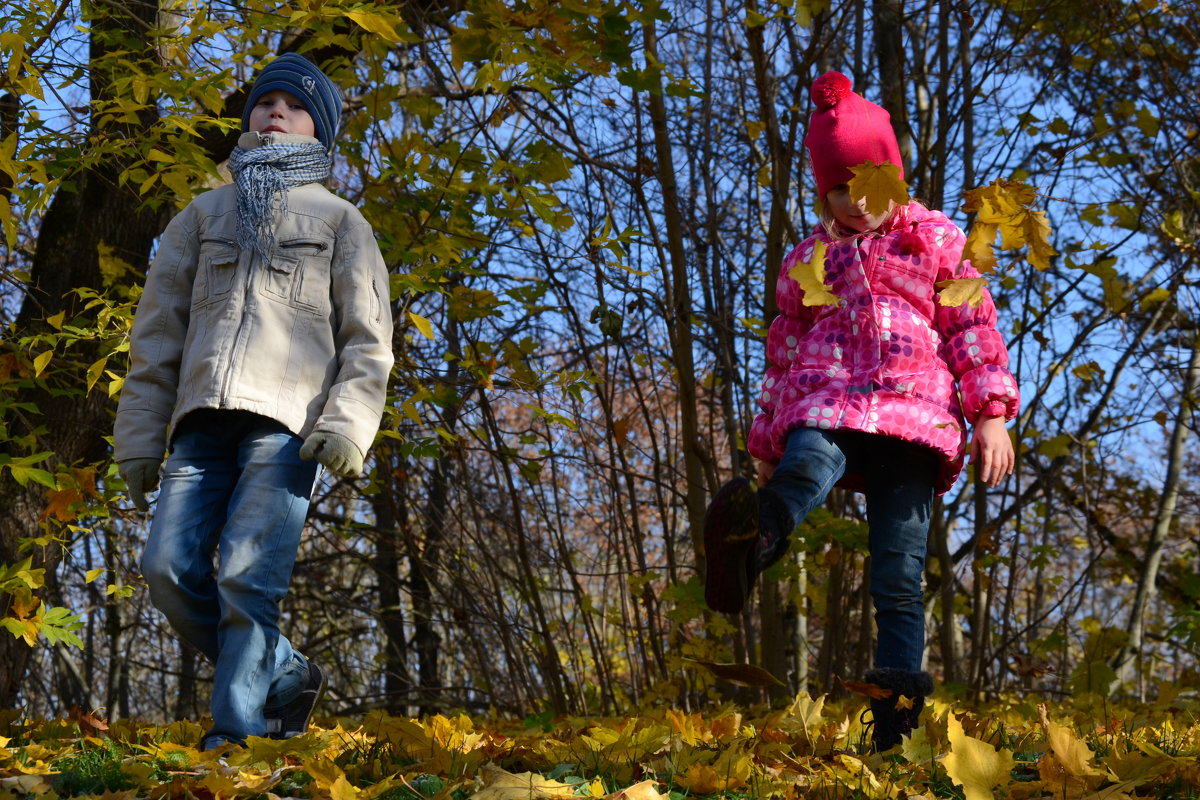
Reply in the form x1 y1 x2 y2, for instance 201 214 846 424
1 690 1198 800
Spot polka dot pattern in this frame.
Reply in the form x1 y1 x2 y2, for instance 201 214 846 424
750 202 1021 494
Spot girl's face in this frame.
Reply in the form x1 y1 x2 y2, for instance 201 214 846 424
825 184 891 233
247 90 316 137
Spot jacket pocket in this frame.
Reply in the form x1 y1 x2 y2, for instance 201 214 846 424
192 238 239 308
262 239 331 314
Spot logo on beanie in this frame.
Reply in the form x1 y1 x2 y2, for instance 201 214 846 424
302 76 316 94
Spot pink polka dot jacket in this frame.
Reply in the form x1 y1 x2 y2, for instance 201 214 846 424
747 202 1020 495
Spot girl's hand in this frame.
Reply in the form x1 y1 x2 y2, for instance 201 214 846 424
970 415 1014 488
756 459 776 486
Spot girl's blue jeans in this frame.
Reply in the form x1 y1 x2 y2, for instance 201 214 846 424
768 427 938 673
141 410 318 747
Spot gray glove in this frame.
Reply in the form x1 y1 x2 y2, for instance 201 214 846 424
299 431 364 477
119 458 162 512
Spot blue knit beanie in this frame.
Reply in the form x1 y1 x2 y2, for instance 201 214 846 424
241 53 342 153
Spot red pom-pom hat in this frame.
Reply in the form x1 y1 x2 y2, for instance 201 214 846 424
804 71 904 199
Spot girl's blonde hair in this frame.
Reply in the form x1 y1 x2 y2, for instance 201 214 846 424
813 192 901 240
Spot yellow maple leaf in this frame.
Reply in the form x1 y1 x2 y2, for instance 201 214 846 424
329 775 361 800
240 734 325 763
937 277 987 308
900 715 936 763
962 179 1055 271
963 179 1035 219
674 760 751 795
942 712 1016 800
786 692 826 740
198 769 241 797
1043 716 1104 781
1021 209 1056 270
608 780 669 800
666 709 706 745
708 711 742 739
829 753 888 796
429 713 485 753
787 240 839 307
235 767 287 794
964 222 999 272
469 767 577 800
848 161 911 216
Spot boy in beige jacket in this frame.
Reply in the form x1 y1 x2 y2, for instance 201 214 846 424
114 54 393 751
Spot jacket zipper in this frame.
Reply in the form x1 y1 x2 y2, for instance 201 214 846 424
838 234 883 429
220 247 256 407
216 240 326 406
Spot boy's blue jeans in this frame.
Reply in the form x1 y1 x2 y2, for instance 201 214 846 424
768 427 938 673
141 410 318 747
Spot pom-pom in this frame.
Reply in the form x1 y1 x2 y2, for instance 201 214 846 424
898 230 926 255
811 71 852 110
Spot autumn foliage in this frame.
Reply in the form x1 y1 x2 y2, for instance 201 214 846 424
3 691 1200 799
1 0 1200 776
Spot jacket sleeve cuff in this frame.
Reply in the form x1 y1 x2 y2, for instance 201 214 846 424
980 400 1008 419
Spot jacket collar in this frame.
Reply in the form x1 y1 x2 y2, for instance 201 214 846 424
236 131 323 150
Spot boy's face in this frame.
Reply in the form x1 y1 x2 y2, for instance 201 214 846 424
247 90 316 137
825 183 891 233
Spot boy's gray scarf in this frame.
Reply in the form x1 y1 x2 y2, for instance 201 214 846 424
228 141 331 263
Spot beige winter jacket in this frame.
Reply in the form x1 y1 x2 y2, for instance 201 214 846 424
114 159 393 463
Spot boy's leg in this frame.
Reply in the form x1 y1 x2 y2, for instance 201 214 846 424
704 427 847 614
141 418 240 663
861 436 938 750
205 416 318 747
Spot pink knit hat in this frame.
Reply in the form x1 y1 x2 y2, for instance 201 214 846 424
804 71 904 198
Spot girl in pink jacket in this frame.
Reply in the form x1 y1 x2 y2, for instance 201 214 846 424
703 71 1019 751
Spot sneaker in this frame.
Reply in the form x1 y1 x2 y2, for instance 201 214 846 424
264 659 326 739
703 478 760 614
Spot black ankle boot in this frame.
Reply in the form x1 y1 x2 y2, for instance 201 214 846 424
703 478 760 614
754 486 792 573
864 668 933 752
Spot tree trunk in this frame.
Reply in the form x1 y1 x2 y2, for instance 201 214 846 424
641 19 709 565
0 0 165 708
929 498 964 683
967 481 992 696
1110 329 1200 691
371 453 413 716
872 0 912 171
174 642 200 722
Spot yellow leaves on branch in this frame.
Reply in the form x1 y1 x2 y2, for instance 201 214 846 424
787 240 838 307
847 162 911 216
343 9 419 44
962 179 1057 272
